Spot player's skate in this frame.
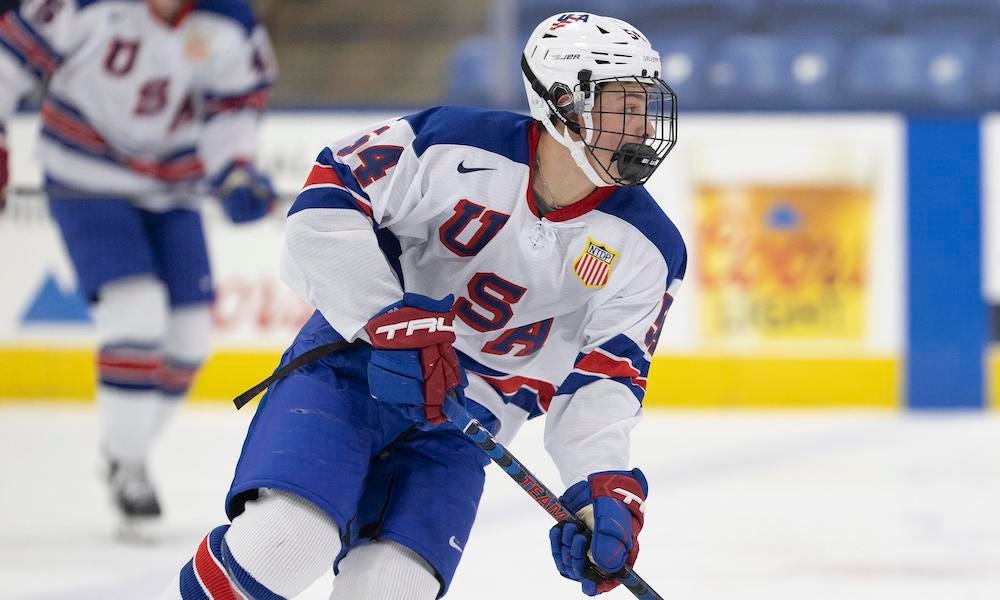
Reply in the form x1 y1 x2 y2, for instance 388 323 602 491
104 457 162 541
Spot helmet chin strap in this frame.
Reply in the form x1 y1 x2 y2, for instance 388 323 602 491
539 116 612 188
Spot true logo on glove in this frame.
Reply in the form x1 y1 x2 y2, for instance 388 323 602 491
373 317 454 341
613 487 646 513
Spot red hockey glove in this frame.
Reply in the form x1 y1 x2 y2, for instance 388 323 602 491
364 293 466 428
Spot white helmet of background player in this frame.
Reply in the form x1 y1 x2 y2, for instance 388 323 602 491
521 13 677 187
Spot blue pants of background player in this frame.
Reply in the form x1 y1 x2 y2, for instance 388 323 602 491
226 311 499 596
47 189 213 305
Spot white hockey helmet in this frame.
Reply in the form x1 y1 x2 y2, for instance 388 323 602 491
522 13 677 187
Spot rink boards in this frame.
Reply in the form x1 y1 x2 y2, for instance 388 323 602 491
0 112 995 409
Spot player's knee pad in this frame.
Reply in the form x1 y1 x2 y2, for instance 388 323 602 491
330 540 441 600
93 276 169 343
161 304 212 397
221 488 342 599
93 276 168 392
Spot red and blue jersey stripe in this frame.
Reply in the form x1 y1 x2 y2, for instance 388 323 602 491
557 334 651 402
0 11 61 81
41 96 204 182
288 147 374 219
458 351 556 418
204 82 271 121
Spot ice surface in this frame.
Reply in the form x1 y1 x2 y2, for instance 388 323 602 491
2 404 999 599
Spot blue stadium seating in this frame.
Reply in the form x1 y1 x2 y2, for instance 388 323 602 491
897 0 1000 37
766 0 894 34
779 35 845 109
513 0 761 39
702 34 844 110
613 0 761 37
845 36 978 110
648 35 710 109
702 35 783 110
445 1 1000 111
444 36 524 109
976 40 1000 107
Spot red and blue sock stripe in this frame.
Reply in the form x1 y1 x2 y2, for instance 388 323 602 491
178 524 287 600
98 343 162 392
160 356 202 397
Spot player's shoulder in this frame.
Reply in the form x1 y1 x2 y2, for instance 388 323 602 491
401 106 534 164
599 186 686 272
193 0 257 35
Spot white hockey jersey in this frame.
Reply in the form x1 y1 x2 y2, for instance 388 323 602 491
0 0 275 198
281 107 687 486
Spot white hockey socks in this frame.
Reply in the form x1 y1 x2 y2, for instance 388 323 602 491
167 488 342 600
329 540 441 600
94 277 168 464
160 303 211 400
94 278 211 463
155 303 212 434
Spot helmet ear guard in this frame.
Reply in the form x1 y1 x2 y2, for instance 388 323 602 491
550 83 577 125
522 55 590 135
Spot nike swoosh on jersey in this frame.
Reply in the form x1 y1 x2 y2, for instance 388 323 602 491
457 161 496 174
448 536 464 552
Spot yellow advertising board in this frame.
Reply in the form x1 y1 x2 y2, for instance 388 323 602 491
696 184 871 343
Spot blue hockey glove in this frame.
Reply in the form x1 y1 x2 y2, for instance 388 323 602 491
363 293 466 430
213 161 275 223
549 468 647 596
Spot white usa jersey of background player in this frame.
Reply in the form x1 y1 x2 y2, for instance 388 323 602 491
0 0 276 206
281 106 687 487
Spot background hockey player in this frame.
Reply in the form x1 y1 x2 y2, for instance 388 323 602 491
0 0 277 528
163 11 684 599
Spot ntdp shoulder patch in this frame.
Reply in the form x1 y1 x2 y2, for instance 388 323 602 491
573 237 619 288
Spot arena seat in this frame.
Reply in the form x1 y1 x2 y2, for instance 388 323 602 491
845 35 978 110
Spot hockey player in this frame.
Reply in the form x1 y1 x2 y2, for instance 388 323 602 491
164 12 684 599
0 0 276 527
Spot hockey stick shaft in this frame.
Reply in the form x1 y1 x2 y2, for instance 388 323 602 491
442 396 663 600
8 184 298 203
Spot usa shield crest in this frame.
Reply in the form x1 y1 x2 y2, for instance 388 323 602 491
573 238 618 288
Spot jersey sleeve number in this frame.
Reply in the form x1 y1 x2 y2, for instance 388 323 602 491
353 145 403 188
334 126 401 189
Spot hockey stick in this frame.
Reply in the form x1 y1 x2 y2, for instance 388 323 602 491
9 184 210 199
7 184 298 203
232 339 353 409
442 395 664 600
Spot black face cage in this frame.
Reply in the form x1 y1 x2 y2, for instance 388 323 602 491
521 55 678 187
576 75 678 186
